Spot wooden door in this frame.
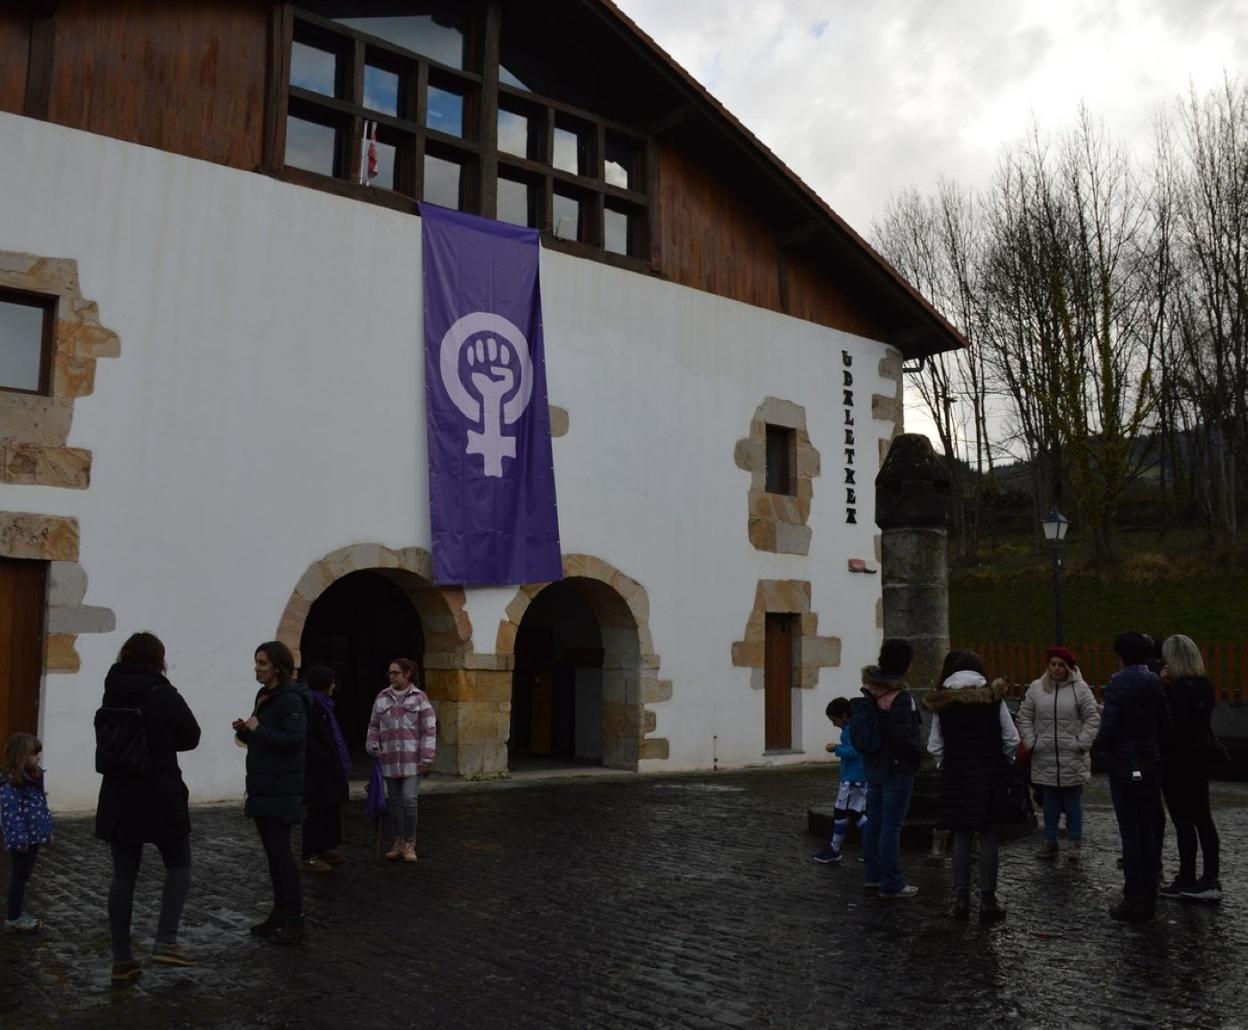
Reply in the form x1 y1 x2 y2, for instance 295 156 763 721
764 613 794 751
0 559 47 746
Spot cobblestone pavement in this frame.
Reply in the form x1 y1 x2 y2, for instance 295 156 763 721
1 769 1245 1030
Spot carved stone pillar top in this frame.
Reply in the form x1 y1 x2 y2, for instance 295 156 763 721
875 433 954 532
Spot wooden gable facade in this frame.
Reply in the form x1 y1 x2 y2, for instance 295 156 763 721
0 0 963 358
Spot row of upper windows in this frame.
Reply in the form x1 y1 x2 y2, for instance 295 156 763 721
283 4 648 261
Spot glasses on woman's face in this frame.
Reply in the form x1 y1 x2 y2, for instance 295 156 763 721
388 669 403 677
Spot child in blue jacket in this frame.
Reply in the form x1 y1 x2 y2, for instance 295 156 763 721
1 733 54 932
814 698 868 863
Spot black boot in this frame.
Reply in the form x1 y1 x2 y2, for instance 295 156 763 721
249 910 282 937
952 889 970 920
272 914 305 946
979 892 1007 924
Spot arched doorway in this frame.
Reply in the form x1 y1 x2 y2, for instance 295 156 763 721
510 580 605 770
299 570 424 765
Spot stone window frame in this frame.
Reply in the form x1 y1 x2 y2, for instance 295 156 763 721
0 286 56 396
731 579 841 697
734 397 821 556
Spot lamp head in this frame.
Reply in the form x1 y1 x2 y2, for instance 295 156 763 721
1040 508 1069 543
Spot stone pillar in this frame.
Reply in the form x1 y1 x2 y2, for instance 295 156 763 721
875 433 954 711
871 434 956 850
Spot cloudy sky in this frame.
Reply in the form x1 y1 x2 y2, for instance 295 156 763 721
613 0 1244 233
613 0 1245 438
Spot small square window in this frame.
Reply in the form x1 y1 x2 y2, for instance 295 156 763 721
290 41 338 97
426 85 464 138
286 115 338 177
765 424 796 496
553 124 588 176
498 176 535 227
424 153 463 209
604 134 635 190
552 191 581 241
0 291 53 395
497 108 530 158
363 65 400 116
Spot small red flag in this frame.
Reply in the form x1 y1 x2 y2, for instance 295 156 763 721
367 122 379 181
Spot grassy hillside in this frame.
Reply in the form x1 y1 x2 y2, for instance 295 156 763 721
950 536 1247 644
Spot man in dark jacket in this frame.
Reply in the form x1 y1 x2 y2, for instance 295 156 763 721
853 639 921 899
94 631 201 981
1095 630 1172 922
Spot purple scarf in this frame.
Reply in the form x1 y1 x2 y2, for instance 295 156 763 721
313 691 352 777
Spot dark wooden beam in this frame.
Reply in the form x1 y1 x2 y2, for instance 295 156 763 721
476 2 501 218
778 222 823 250
23 11 55 120
261 2 293 173
645 104 694 136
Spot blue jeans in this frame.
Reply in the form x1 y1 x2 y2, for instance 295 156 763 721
385 775 421 840
1041 785 1084 843
863 775 914 894
1109 774 1161 900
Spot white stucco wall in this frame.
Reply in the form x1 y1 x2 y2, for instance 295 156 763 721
0 114 899 809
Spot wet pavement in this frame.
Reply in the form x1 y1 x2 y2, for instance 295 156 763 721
1 768 1245 1030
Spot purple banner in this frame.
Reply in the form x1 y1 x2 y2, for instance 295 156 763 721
420 203 562 586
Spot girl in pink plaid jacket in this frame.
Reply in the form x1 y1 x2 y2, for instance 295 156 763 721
365 658 436 863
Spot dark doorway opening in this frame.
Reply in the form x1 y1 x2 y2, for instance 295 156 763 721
510 580 604 771
0 558 46 746
299 570 424 767
764 612 796 751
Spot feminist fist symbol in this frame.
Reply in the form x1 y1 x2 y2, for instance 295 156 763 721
438 312 535 478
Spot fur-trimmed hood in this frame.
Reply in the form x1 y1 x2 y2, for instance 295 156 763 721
923 672 1009 712
861 665 909 693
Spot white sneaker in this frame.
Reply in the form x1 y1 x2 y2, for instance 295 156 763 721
3 913 42 933
879 885 919 899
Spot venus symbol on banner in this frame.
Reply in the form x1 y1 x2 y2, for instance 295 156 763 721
439 311 534 477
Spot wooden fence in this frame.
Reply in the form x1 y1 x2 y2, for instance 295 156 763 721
951 641 1248 702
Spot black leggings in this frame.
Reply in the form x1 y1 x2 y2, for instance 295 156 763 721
1163 773 1220 882
255 817 302 919
302 805 342 861
6 845 39 920
108 836 192 961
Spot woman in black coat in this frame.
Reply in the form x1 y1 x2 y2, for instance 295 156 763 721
924 650 1021 924
232 641 309 944
94 632 201 981
1159 634 1222 902
301 663 350 872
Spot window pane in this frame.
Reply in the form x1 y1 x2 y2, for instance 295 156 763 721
499 64 530 92
765 425 795 495
333 14 464 68
364 65 400 116
426 86 464 138
605 134 635 190
0 297 46 392
423 154 462 209
552 192 580 241
291 41 337 96
497 178 532 226
604 207 629 256
552 126 586 176
285 116 337 176
497 109 529 157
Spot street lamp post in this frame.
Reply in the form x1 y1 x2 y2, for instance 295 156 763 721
1040 508 1070 645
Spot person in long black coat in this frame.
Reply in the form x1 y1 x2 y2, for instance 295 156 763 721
232 640 309 944
924 650 1021 924
94 632 201 980
300 663 350 872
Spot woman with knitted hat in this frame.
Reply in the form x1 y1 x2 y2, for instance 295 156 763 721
1018 646 1100 861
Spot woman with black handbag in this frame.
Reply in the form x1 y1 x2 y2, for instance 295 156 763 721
1158 634 1222 903
924 651 1023 924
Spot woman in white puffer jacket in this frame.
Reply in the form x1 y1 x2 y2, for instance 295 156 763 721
1018 646 1101 862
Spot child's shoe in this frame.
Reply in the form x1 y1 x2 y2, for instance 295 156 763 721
385 838 404 861
151 942 199 967
3 913 42 933
812 845 842 864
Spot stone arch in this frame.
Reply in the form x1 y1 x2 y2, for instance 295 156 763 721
496 554 670 770
275 543 472 667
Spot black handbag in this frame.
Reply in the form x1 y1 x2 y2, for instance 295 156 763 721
1207 730 1232 766
989 752 1030 824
